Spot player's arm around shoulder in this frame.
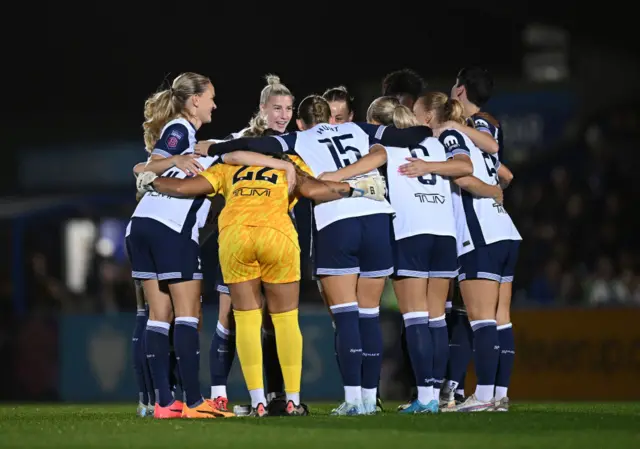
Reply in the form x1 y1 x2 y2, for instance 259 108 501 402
318 145 388 182
136 165 219 198
287 155 386 204
222 151 299 194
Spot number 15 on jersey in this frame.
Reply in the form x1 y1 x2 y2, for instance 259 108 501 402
318 134 362 168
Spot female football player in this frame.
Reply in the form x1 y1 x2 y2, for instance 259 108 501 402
197 96 435 415
319 95 475 413
137 143 386 416
405 91 520 412
127 72 221 419
210 75 295 416
323 86 355 125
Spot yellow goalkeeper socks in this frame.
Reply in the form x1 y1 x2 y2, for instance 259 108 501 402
233 309 264 398
270 309 303 404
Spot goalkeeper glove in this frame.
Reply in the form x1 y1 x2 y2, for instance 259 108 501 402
136 171 158 194
347 175 387 201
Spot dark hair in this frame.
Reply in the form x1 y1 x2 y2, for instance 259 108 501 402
381 68 426 102
323 86 354 113
456 67 493 107
297 95 331 127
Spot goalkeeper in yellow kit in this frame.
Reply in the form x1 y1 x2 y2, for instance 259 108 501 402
137 149 386 416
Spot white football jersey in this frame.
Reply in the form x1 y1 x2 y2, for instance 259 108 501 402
444 128 521 256
130 118 219 242
385 137 456 240
274 122 394 230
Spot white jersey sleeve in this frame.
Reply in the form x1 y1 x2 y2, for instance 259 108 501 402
385 137 456 240
131 120 219 243
286 122 394 230
445 129 521 256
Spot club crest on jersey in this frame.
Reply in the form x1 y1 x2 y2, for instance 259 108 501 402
166 129 184 148
443 135 459 150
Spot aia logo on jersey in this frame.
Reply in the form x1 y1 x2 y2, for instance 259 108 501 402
475 119 490 130
443 135 459 150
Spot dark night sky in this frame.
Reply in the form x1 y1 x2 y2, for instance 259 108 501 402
10 1 635 145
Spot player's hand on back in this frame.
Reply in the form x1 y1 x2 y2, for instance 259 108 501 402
284 162 297 194
398 157 431 177
492 185 504 205
194 141 211 157
171 154 204 177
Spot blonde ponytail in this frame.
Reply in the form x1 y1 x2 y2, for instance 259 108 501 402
297 95 331 127
143 89 179 151
392 104 420 128
366 96 417 128
443 98 466 125
244 114 269 137
142 72 211 152
415 92 466 126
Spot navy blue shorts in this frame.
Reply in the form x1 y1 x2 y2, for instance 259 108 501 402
314 213 393 278
393 234 458 279
457 240 520 283
126 217 202 281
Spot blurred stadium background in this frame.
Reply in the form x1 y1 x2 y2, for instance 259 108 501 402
2 5 640 406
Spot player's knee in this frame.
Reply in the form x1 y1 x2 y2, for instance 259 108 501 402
148 302 173 322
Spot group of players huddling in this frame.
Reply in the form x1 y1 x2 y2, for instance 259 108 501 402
126 67 521 419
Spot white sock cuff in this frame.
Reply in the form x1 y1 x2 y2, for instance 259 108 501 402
497 323 512 331
469 319 496 327
402 311 429 320
358 307 380 316
330 302 358 312
146 320 170 330
175 316 199 325
430 314 446 322
216 321 234 335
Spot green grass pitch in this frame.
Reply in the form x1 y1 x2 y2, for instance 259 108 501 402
1 402 639 448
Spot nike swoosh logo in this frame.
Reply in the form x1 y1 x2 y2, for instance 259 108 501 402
192 410 218 416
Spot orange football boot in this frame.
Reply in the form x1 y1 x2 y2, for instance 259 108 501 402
153 401 183 419
182 399 224 418
205 397 235 418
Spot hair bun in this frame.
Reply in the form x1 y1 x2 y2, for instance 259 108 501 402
265 74 281 86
